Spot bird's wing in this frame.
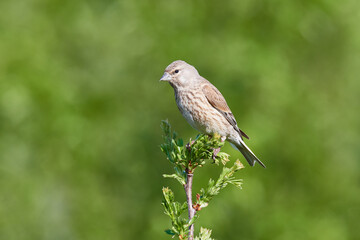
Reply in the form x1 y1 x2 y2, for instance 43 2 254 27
202 84 249 139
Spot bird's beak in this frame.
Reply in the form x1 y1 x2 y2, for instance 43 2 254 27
160 72 172 82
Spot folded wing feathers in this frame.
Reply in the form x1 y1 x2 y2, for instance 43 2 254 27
202 84 250 140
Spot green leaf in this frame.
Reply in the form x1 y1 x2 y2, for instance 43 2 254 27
195 227 213 240
163 173 186 185
162 187 189 238
164 229 175 236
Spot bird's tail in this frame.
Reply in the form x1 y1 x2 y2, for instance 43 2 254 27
230 141 266 168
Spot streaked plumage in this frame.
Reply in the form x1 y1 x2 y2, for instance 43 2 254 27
160 60 265 168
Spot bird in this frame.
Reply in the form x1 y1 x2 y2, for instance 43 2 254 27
160 60 265 168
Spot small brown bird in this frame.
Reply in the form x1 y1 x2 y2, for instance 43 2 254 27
160 60 265 168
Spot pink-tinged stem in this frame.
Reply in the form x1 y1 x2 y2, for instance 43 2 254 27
184 171 196 240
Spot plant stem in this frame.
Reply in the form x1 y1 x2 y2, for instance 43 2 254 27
184 170 196 240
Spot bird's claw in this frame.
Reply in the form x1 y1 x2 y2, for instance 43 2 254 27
212 136 225 161
186 140 196 152
212 147 221 161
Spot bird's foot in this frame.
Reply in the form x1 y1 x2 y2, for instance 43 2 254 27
186 140 196 152
212 136 226 161
212 147 221 161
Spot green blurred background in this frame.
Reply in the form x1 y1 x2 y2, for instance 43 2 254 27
1 0 359 239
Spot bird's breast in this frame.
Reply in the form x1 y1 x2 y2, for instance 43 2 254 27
174 88 235 138
174 89 210 133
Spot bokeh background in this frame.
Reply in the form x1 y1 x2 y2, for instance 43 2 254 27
1 0 359 239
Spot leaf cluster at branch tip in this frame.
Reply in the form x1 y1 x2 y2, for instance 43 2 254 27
160 120 244 239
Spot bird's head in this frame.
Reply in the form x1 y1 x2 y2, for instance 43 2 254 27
160 60 200 88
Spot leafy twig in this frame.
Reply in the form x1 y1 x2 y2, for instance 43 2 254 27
160 120 244 239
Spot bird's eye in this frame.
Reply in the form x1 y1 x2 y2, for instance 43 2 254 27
174 69 179 74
